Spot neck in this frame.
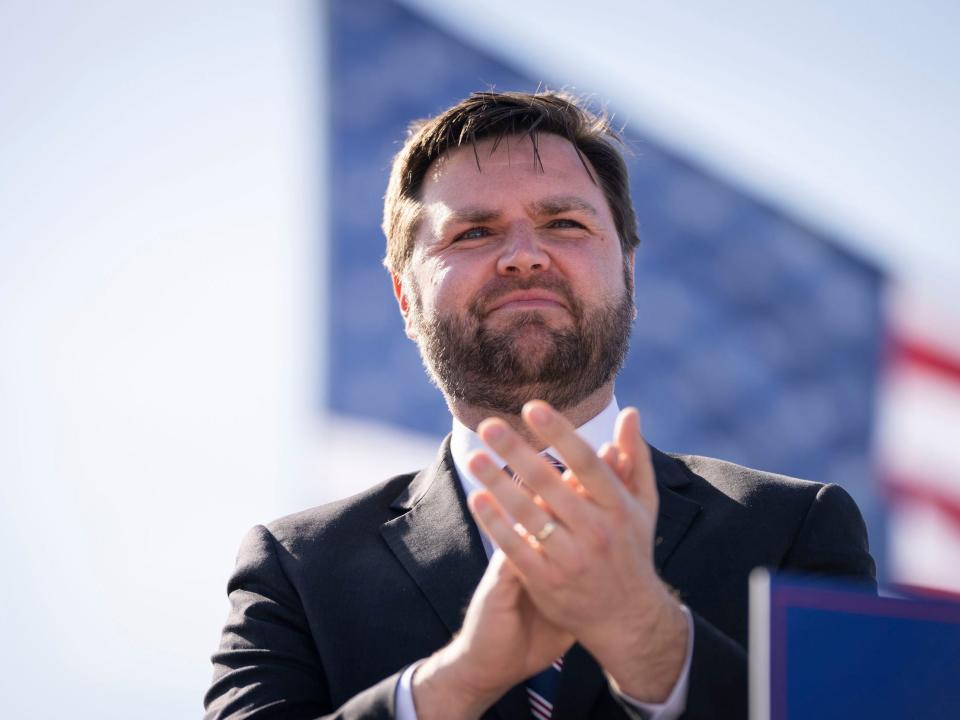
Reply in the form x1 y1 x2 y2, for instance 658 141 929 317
447 382 615 450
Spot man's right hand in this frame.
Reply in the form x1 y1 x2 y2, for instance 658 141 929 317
411 546 573 720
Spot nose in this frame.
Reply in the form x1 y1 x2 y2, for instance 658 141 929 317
496 224 551 276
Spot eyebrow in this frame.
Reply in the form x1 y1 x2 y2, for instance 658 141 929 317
443 195 599 228
531 195 599 217
446 206 502 225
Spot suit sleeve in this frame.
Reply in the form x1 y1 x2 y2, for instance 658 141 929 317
781 483 877 588
678 482 876 720
204 525 401 720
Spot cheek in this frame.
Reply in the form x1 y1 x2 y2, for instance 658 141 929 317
601 248 631 295
411 260 461 314
566 250 626 299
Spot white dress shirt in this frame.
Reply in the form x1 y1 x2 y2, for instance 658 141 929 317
395 397 693 719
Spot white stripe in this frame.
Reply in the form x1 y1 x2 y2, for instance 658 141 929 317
889 502 960 592
885 285 960 358
876 366 960 490
527 700 551 720
527 688 552 712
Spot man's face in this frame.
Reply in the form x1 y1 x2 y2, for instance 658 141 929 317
394 132 635 415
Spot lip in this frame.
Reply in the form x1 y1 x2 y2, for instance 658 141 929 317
487 290 569 314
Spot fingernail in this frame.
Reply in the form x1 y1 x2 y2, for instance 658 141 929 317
470 492 489 512
469 452 494 474
527 403 551 427
483 422 506 443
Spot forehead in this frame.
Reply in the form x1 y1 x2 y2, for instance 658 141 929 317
419 133 603 208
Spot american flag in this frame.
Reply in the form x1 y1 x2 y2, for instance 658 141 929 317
877 286 960 593
326 0 959 594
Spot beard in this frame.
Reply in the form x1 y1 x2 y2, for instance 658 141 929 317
410 270 635 415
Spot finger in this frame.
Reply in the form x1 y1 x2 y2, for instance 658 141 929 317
599 442 635 494
485 549 523 590
598 442 625 487
613 407 657 508
467 489 545 577
468 450 579 560
617 451 634 492
522 401 623 508
476 419 592 530
475 548 514 593
468 451 558 534
561 471 587 497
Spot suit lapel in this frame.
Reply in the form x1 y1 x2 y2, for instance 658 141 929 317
380 437 487 635
379 439 530 720
651 447 701 572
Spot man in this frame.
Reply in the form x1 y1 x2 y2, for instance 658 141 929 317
205 92 875 719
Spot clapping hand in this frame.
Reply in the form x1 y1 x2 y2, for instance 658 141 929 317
466 401 688 703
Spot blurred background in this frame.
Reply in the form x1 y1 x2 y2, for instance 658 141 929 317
1 1 957 716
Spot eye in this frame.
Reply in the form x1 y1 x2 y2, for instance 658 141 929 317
454 226 491 242
547 218 587 230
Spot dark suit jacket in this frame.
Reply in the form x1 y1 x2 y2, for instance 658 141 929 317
204 440 876 720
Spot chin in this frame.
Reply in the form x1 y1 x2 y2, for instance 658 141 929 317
506 324 561 349
488 312 570 334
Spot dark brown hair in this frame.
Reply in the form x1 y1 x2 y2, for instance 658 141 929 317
382 90 639 273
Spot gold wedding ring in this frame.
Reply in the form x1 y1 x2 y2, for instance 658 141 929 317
534 520 558 543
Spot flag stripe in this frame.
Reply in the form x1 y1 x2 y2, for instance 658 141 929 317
890 336 960 383
880 287 960 595
885 475 960 529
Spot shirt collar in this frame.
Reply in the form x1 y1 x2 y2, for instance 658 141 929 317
450 396 621 501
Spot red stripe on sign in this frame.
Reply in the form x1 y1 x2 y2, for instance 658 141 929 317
890 582 960 603
890 336 960 383
883 475 960 528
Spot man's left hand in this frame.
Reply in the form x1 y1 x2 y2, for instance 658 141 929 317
466 401 689 703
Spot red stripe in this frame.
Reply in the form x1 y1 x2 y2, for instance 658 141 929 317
890 336 960 383
883 475 960 529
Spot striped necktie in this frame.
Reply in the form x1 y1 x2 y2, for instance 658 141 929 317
525 656 564 720
509 454 566 719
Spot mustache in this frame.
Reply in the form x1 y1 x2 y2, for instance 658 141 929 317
468 274 581 320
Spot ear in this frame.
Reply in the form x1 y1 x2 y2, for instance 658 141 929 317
391 272 418 341
624 249 638 319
